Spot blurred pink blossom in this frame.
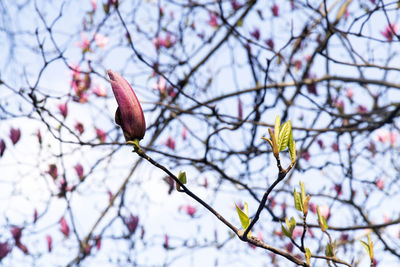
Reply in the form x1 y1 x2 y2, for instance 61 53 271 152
58 102 68 118
76 33 92 53
180 205 196 217
203 177 208 188
317 139 324 149
335 99 344 113
318 204 330 219
69 64 91 102
334 184 342 195
165 137 175 150
238 98 243 120
163 234 169 249
384 214 390 223
11 227 22 244
271 4 279 16
182 127 187 140
74 121 85 135
293 59 302 71
60 217 70 237
285 242 294 253
125 214 139 234
57 178 75 197
152 76 167 93
376 178 384 190
92 84 107 97
95 128 107 143
95 235 101 250
37 129 42 144
381 23 398 42
231 0 241 10
33 208 38 223
356 105 368 113
94 33 108 48
292 227 303 239
306 74 317 95
301 151 310 161
331 142 339 152
375 129 397 146
265 38 274 50
346 88 353 100
47 164 58 180
9 127 21 145
16 243 28 254
164 176 174 194
208 12 218 27
309 202 317 214
0 242 11 260
250 28 260 40
74 163 84 180
0 139 5 157
46 235 52 252
152 34 176 50
90 0 97 11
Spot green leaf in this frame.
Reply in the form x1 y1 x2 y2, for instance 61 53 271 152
361 241 369 253
305 247 311 265
235 203 251 236
281 222 291 238
365 235 374 259
317 206 328 231
294 189 303 212
285 218 291 234
300 181 306 204
289 217 296 233
325 243 334 257
289 131 296 162
244 202 249 216
278 120 292 151
178 171 187 184
274 116 280 143
303 194 311 216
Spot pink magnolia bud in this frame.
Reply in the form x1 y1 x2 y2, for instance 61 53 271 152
180 205 196 217
60 217 70 237
163 234 169 249
74 163 84 180
58 102 68 118
0 139 5 157
0 242 11 260
95 235 101 250
271 4 279 17
165 137 175 150
37 129 42 144
381 23 398 42
11 227 23 244
125 214 139 234
33 209 38 223
95 128 107 143
9 127 21 145
108 70 146 141
250 28 260 41
238 98 243 120
16 243 28 254
46 235 52 252
185 205 196 217
92 84 107 97
74 121 85 135
47 164 58 180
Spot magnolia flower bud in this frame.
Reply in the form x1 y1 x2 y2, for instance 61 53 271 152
108 70 146 141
